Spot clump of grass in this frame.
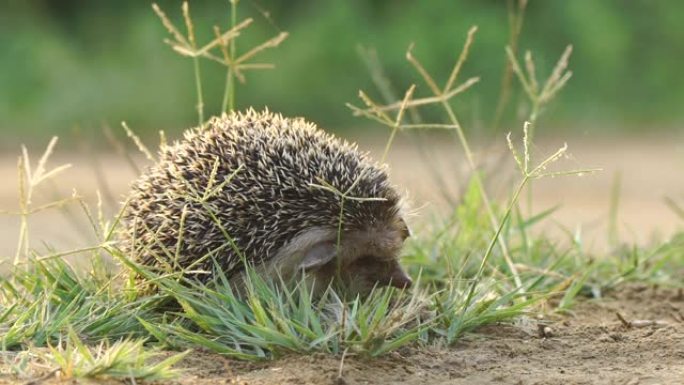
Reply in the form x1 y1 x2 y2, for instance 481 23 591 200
132 268 429 360
44 329 186 381
0 255 165 351
427 122 598 341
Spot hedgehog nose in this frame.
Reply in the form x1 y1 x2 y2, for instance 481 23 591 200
387 267 412 289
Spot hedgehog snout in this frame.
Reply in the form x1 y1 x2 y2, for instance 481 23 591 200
352 257 412 288
340 256 411 294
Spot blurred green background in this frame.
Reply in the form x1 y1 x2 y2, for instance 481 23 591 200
1 0 683 149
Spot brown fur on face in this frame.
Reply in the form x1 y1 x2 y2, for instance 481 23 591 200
266 216 412 296
336 256 412 296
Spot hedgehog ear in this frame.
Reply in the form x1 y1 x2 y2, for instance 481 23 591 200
299 241 337 271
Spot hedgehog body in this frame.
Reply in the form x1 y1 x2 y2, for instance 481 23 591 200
121 110 411 293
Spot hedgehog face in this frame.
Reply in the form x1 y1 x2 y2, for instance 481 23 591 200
276 216 412 296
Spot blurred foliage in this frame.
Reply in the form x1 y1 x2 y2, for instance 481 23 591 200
1 0 683 147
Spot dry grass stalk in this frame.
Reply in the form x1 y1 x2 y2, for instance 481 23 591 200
121 122 155 162
152 2 288 117
310 173 387 261
507 123 600 180
506 43 573 217
616 312 669 329
506 44 574 127
5 138 74 265
350 77 478 118
492 0 529 129
382 84 416 162
444 26 478 93
102 125 141 175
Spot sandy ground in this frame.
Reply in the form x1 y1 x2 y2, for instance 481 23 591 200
1 134 684 261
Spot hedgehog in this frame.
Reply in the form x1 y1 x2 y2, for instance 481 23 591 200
120 109 412 295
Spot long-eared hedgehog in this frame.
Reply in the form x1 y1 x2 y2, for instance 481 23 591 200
121 109 411 294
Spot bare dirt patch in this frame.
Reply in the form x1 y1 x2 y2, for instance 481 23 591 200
3 285 682 385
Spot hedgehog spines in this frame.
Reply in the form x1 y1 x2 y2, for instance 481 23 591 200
121 109 402 282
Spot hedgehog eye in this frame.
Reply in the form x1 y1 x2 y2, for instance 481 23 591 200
353 255 394 266
353 255 379 266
